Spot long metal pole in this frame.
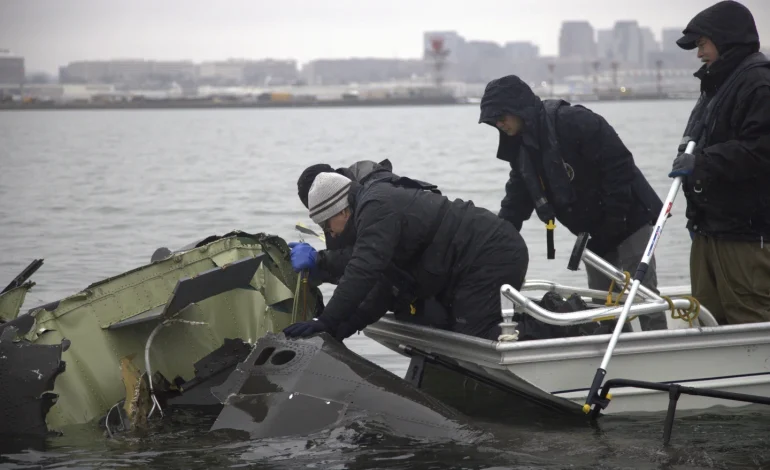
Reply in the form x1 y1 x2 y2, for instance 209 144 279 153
582 140 696 414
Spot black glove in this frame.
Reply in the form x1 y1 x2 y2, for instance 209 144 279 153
283 318 331 338
669 152 695 178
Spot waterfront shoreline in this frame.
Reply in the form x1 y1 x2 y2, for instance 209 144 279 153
0 92 698 111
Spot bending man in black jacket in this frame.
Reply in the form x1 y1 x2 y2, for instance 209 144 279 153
668 0 770 324
290 159 450 338
283 171 529 341
478 75 666 331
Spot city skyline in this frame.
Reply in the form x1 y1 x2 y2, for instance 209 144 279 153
2 0 768 74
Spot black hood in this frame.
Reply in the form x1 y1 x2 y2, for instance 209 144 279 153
298 163 335 208
677 0 760 54
297 159 393 209
478 75 543 162
478 75 542 129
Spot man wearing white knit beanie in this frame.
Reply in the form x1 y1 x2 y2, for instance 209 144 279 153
283 165 530 342
307 172 353 236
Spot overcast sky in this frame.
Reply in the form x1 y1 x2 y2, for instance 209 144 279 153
1 0 768 73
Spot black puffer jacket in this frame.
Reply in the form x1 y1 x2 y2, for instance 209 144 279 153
676 1 770 241
479 75 663 255
316 180 522 332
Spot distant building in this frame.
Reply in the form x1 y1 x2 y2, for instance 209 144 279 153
559 21 597 59
301 58 426 85
597 29 614 60
60 60 153 85
504 41 539 62
612 21 645 66
662 28 685 52
0 49 25 85
198 60 245 84
242 59 298 86
150 61 197 81
640 27 659 66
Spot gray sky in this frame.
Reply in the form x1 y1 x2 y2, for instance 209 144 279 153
2 0 768 74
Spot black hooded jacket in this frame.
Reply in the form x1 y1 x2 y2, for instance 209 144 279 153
676 1 770 241
478 75 663 255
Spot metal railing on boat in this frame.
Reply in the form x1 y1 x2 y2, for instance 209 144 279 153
499 247 718 329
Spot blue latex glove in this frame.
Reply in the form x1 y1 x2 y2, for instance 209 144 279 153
288 242 317 273
669 152 696 178
689 230 695 241
283 319 329 338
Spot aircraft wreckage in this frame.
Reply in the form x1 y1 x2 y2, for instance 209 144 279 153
0 230 486 444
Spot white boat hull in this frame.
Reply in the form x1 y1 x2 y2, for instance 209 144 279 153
364 315 770 416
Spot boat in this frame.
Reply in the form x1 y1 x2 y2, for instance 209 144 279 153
0 230 322 433
363 235 770 424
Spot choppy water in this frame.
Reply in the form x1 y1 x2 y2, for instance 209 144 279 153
2 102 769 469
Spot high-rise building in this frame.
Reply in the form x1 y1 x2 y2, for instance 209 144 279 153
612 21 644 65
597 29 614 60
504 41 539 61
559 21 597 59
640 27 659 67
0 49 25 85
662 28 686 52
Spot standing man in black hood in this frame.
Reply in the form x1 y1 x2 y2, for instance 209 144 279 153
668 0 770 325
479 75 666 331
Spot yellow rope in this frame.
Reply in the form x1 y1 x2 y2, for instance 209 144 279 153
594 271 638 323
605 271 632 307
662 295 701 327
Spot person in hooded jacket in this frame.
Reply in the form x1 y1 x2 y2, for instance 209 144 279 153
668 0 770 325
478 74 666 331
282 171 529 342
290 159 451 339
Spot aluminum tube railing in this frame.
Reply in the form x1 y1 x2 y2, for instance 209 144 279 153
521 280 627 302
581 249 660 302
500 284 699 326
580 249 717 325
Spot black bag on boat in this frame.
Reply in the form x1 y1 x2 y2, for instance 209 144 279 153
513 291 630 341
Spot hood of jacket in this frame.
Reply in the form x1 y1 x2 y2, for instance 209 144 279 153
478 75 543 162
676 0 759 54
478 75 542 129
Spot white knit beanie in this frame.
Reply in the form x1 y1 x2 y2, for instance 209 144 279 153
308 172 352 224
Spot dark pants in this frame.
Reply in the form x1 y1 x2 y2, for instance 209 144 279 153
691 235 770 325
447 222 529 340
584 224 667 331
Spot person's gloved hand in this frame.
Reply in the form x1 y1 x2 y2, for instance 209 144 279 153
689 230 695 241
669 152 696 178
288 242 317 273
283 318 330 338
